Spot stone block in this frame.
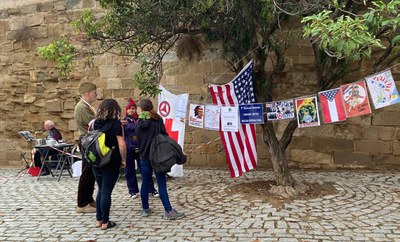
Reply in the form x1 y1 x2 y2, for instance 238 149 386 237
355 140 392 154
60 111 75 119
107 78 122 89
63 100 76 110
45 100 63 112
187 153 207 167
0 20 10 32
29 27 48 38
9 18 24 31
7 150 21 161
363 126 395 141
372 112 400 126
99 65 118 78
289 149 332 164
393 141 400 156
23 94 36 104
112 89 135 98
333 151 372 165
288 136 312 149
371 154 400 166
25 14 44 27
117 63 139 78
311 137 354 152
206 154 226 168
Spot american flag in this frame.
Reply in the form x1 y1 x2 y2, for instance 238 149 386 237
209 61 257 178
318 88 346 123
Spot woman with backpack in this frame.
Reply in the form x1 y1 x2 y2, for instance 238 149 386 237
92 99 126 230
122 98 158 199
136 99 185 220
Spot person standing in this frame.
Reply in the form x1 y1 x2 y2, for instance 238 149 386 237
136 99 185 220
92 99 126 230
122 98 158 199
74 82 97 213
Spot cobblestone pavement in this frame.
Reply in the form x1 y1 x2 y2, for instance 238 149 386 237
1 167 400 241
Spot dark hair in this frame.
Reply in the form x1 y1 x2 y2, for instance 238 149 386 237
139 99 161 120
96 99 121 120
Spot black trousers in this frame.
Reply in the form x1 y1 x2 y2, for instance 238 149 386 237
77 135 96 207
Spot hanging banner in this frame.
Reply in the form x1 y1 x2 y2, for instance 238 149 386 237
188 103 204 128
318 88 346 124
265 99 295 121
239 103 264 124
341 80 372 117
295 96 321 128
204 104 220 131
221 106 239 132
158 84 188 177
365 70 400 109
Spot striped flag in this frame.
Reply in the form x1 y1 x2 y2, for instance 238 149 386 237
209 61 257 178
318 88 346 123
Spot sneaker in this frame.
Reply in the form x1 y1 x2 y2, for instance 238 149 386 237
165 209 185 220
130 193 138 199
76 204 96 213
141 208 153 217
152 191 159 197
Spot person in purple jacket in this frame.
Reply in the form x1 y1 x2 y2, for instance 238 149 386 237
122 98 158 199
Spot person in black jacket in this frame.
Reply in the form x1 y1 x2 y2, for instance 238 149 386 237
92 99 127 230
136 99 185 220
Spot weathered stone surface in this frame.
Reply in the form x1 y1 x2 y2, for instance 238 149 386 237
355 140 392 154
333 151 372 166
289 149 332 164
363 126 396 141
393 141 400 156
23 94 36 103
99 65 118 78
45 100 63 112
372 112 400 126
312 137 354 152
206 154 226 168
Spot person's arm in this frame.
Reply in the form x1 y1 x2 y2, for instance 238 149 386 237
117 128 126 168
160 119 168 136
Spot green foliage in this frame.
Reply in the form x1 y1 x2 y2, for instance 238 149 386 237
302 0 400 61
37 39 75 76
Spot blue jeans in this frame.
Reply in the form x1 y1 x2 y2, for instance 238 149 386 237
125 151 156 194
92 166 119 224
140 159 172 212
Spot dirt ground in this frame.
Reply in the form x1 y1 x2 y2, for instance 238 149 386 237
225 180 337 209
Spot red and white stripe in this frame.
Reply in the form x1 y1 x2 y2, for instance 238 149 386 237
209 83 257 178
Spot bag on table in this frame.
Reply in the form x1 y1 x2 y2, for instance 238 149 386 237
81 129 114 167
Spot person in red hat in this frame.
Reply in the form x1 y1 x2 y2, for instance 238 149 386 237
122 98 158 199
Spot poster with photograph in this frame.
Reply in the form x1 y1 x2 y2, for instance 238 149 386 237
265 99 295 121
221 106 239 132
204 104 221 131
365 70 400 109
341 80 372 117
295 96 321 128
188 103 204 128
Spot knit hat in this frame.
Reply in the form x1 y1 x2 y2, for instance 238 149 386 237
78 82 97 94
125 98 136 111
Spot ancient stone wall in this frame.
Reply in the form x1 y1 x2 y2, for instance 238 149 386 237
0 0 399 169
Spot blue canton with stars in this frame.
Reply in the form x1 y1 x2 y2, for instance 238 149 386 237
321 89 339 102
233 62 255 104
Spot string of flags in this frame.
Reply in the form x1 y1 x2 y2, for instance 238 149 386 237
184 69 399 130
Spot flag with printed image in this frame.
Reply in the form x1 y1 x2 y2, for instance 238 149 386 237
209 61 257 178
318 88 346 124
295 96 321 128
341 80 371 117
365 70 400 109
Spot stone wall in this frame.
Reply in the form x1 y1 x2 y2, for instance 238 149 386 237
0 0 399 169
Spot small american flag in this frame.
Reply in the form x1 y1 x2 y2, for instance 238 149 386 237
209 61 257 178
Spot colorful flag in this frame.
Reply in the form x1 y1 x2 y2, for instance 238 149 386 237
341 80 372 117
318 88 346 124
158 85 189 177
209 61 257 178
295 96 321 128
265 99 295 121
365 70 400 109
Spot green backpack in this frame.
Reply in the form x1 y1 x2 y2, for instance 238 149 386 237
81 130 115 167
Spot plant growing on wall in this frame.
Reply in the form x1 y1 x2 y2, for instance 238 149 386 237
38 0 400 197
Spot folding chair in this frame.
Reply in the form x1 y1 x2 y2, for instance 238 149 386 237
17 131 36 177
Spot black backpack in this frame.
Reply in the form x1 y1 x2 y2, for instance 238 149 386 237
81 129 115 167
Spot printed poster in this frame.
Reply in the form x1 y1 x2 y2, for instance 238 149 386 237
295 96 321 128
221 106 239 132
365 70 400 109
341 80 372 117
204 104 220 131
265 99 295 121
188 104 204 128
239 103 264 124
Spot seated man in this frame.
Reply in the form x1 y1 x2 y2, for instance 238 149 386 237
33 120 63 175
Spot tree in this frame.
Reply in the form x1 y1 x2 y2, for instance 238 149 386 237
38 0 400 197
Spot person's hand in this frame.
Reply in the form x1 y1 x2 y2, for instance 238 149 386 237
121 160 126 168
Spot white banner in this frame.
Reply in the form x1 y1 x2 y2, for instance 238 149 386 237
158 84 189 177
221 106 239 132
